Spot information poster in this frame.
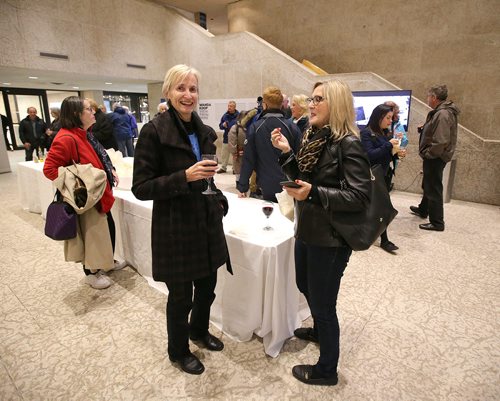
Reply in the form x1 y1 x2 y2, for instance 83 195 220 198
198 98 259 131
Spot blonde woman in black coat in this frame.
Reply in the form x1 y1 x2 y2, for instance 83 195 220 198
132 64 231 375
271 80 371 386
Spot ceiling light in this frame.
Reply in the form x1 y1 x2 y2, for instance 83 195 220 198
105 82 113 85
123 89 129 92
72 86 79 89
28 76 38 79
2 82 11 85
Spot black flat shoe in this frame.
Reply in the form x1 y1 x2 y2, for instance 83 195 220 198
292 365 338 386
419 223 444 231
169 353 205 375
190 333 224 351
294 327 319 343
381 241 399 253
410 206 428 218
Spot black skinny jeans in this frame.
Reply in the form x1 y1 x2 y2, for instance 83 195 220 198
165 271 218 359
294 238 352 377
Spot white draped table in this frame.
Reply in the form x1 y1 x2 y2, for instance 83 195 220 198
112 190 309 357
17 161 310 357
17 161 55 218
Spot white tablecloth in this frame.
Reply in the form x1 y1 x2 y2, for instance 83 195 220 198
17 161 55 218
17 161 310 357
112 190 309 357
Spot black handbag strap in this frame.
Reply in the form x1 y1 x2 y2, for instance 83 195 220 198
59 134 81 164
336 137 346 183
334 135 374 189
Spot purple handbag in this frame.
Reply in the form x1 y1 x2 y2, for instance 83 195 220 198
44 192 77 240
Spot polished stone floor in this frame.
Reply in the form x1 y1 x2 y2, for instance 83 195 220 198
0 150 499 401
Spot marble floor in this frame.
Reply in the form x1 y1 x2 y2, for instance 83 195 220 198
0 150 499 401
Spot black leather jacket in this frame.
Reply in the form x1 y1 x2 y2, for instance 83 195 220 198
279 134 371 247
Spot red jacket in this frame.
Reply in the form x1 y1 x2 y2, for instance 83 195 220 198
43 127 115 213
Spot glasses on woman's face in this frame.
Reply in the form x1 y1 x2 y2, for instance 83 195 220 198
83 107 93 113
307 95 324 106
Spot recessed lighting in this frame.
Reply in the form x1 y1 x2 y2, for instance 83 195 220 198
105 82 113 85
72 86 79 89
28 76 38 79
2 82 11 85
123 89 129 92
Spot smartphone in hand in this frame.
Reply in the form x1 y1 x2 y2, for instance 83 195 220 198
280 180 301 188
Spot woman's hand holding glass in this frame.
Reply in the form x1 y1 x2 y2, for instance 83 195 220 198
270 128 291 153
185 158 218 183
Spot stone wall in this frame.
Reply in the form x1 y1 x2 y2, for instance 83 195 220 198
0 0 498 204
228 0 500 142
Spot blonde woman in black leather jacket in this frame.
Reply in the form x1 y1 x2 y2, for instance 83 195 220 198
271 80 371 386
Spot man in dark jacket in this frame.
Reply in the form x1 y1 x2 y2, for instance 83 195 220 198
18 107 48 161
217 101 239 173
411 84 460 231
237 86 302 202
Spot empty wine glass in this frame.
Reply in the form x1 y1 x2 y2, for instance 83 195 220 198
201 154 218 195
262 201 274 231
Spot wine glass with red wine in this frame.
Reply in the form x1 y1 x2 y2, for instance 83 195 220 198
262 201 274 231
201 154 218 195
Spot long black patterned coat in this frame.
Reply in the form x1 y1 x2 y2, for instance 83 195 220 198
132 108 231 285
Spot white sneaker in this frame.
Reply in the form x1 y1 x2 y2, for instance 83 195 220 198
85 271 113 289
112 260 128 271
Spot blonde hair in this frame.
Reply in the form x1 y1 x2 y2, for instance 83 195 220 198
291 94 309 116
86 98 99 112
262 86 283 109
162 64 201 99
317 80 359 140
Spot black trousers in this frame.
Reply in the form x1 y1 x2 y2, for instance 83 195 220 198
24 144 41 161
380 168 393 243
419 158 447 228
165 271 217 359
295 238 352 377
83 211 115 276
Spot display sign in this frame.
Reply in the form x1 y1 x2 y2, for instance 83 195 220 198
352 90 412 131
198 98 259 130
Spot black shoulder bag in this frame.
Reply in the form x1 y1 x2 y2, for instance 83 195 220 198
330 138 398 251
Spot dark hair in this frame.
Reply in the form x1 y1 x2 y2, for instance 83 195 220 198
60 96 84 129
367 104 393 135
429 84 448 101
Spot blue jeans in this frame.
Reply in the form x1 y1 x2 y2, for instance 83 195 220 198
294 238 352 376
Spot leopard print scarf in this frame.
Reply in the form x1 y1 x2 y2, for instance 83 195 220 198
296 125 332 172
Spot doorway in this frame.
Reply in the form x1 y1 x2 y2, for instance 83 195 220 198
1 88 49 150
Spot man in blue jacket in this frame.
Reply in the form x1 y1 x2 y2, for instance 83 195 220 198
109 103 134 157
217 101 238 173
237 87 302 202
